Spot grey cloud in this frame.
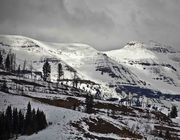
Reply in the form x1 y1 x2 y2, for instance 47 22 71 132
0 0 180 50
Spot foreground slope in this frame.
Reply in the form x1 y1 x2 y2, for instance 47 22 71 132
1 91 180 140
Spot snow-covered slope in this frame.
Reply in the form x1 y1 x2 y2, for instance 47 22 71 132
1 35 180 139
0 35 180 98
0 91 89 140
0 35 145 98
105 41 180 95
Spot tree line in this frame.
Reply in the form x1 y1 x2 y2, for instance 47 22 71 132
42 59 79 88
0 49 93 93
0 50 64 80
0 50 66 83
0 50 16 72
0 102 47 140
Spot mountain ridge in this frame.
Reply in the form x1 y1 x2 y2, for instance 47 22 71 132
0 34 180 99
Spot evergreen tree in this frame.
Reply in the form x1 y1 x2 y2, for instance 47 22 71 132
13 53 16 71
170 105 177 118
1 81 8 93
25 102 32 135
42 60 51 81
30 61 33 79
5 105 13 138
0 113 3 138
0 51 3 68
5 54 11 71
23 59 27 72
10 53 16 71
85 94 94 114
13 108 18 137
18 110 24 134
5 52 16 72
17 65 21 77
36 109 40 129
57 63 63 81
158 130 163 137
0 104 48 139
165 130 171 139
0 113 6 140
31 109 37 133
40 111 47 129
36 109 47 131
136 97 141 107
73 71 78 88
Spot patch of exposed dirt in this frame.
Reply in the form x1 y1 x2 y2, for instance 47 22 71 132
152 125 180 140
154 125 180 132
71 117 143 140
23 94 81 109
94 101 135 115
11 78 45 87
151 111 172 125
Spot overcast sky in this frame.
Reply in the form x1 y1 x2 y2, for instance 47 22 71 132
0 0 180 50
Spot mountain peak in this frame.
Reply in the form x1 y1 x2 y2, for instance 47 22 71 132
147 40 177 54
106 41 156 61
0 34 40 48
127 41 143 46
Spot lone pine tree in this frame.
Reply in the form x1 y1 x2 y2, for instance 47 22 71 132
5 54 11 71
170 105 178 118
43 60 51 81
0 51 3 68
57 63 63 81
85 94 94 114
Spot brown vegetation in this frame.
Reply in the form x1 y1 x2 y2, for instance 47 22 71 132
24 95 81 109
71 117 143 140
94 101 134 115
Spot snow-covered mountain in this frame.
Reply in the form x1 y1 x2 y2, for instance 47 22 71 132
1 35 180 140
0 35 180 99
105 41 180 96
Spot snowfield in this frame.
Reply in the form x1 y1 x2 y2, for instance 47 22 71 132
105 41 180 95
0 91 89 140
1 35 180 139
1 35 180 99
